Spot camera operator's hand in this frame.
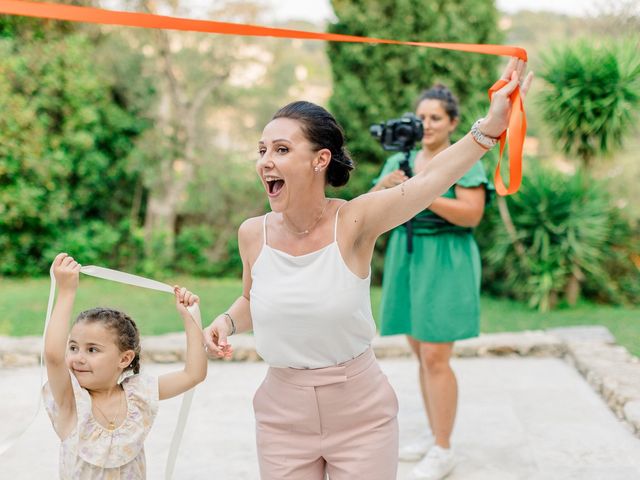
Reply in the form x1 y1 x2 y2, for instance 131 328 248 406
377 169 409 190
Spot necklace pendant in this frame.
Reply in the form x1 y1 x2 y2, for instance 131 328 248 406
108 422 115 430
283 198 329 236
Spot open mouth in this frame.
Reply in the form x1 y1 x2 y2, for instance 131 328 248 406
265 177 285 196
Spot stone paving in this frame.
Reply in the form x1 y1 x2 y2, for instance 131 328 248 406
1 328 640 479
2 357 640 479
2 327 639 435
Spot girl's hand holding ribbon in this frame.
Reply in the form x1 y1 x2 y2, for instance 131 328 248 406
173 285 200 318
52 253 81 292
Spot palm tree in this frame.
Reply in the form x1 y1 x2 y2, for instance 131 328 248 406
539 40 640 170
534 39 640 304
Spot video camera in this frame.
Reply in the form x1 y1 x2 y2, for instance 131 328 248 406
369 113 424 153
370 113 444 254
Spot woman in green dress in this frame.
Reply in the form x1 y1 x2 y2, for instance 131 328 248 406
371 85 493 480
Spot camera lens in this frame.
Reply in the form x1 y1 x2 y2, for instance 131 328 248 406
369 124 383 139
396 124 413 141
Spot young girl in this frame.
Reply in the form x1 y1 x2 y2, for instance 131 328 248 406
43 252 207 479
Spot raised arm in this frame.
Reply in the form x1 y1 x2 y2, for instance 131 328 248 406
44 253 81 436
158 287 208 400
349 59 533 243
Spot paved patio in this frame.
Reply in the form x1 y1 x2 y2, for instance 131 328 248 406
2 355 639 479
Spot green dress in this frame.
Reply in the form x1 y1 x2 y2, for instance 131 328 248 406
373 151 494 343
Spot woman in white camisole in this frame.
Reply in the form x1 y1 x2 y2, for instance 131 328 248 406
203 59 532 480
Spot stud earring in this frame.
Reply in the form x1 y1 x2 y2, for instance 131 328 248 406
314 166 319 172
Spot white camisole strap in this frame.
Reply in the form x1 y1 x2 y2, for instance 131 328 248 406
334 201 346 243
263 212 269 245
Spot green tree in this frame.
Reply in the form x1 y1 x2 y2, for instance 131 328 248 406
327 0 502 199
0 29 151 275
539 40 640 169
121 1 335 276
326 0 502 283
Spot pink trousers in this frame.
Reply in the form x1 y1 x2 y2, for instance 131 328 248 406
253 348 399 479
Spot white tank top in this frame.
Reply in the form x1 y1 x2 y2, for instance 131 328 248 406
250 204 376 368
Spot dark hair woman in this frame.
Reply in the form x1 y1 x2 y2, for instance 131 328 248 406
204 60 532 480
370 83 495 479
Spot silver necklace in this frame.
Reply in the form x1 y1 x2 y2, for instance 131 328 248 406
282 199 329 236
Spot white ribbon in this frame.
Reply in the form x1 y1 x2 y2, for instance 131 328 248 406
0 264 203 480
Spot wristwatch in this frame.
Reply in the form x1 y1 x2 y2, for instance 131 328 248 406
471 118 499 149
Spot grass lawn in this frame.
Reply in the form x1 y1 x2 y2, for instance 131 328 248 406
2 277 639 357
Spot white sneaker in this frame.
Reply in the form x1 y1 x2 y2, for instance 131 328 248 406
408 445 455 480
398 432 435 461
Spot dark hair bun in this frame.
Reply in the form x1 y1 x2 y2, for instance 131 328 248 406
273 101 355 187
327 148 354 187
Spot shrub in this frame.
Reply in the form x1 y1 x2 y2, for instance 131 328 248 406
175 225 242 278
480 166 637 310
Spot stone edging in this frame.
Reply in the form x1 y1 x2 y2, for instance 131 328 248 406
554 328 640 438
1 326 638 436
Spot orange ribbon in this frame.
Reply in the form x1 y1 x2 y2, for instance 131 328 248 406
489 80 526 195
0 0 527 194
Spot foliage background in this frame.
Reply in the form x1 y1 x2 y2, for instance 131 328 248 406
0 0 638 311
327 0 502 198
0 22 151 275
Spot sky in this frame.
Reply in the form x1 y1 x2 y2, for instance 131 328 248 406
261 0 609 22
102 1 611 22
495 0 605 16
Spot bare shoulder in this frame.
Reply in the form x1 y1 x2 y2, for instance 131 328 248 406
239 215 264 239
334 197 373 252
333 198 375 278
337 195 372 241
238 215 266 264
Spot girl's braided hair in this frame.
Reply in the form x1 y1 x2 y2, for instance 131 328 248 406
75 307 141 374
